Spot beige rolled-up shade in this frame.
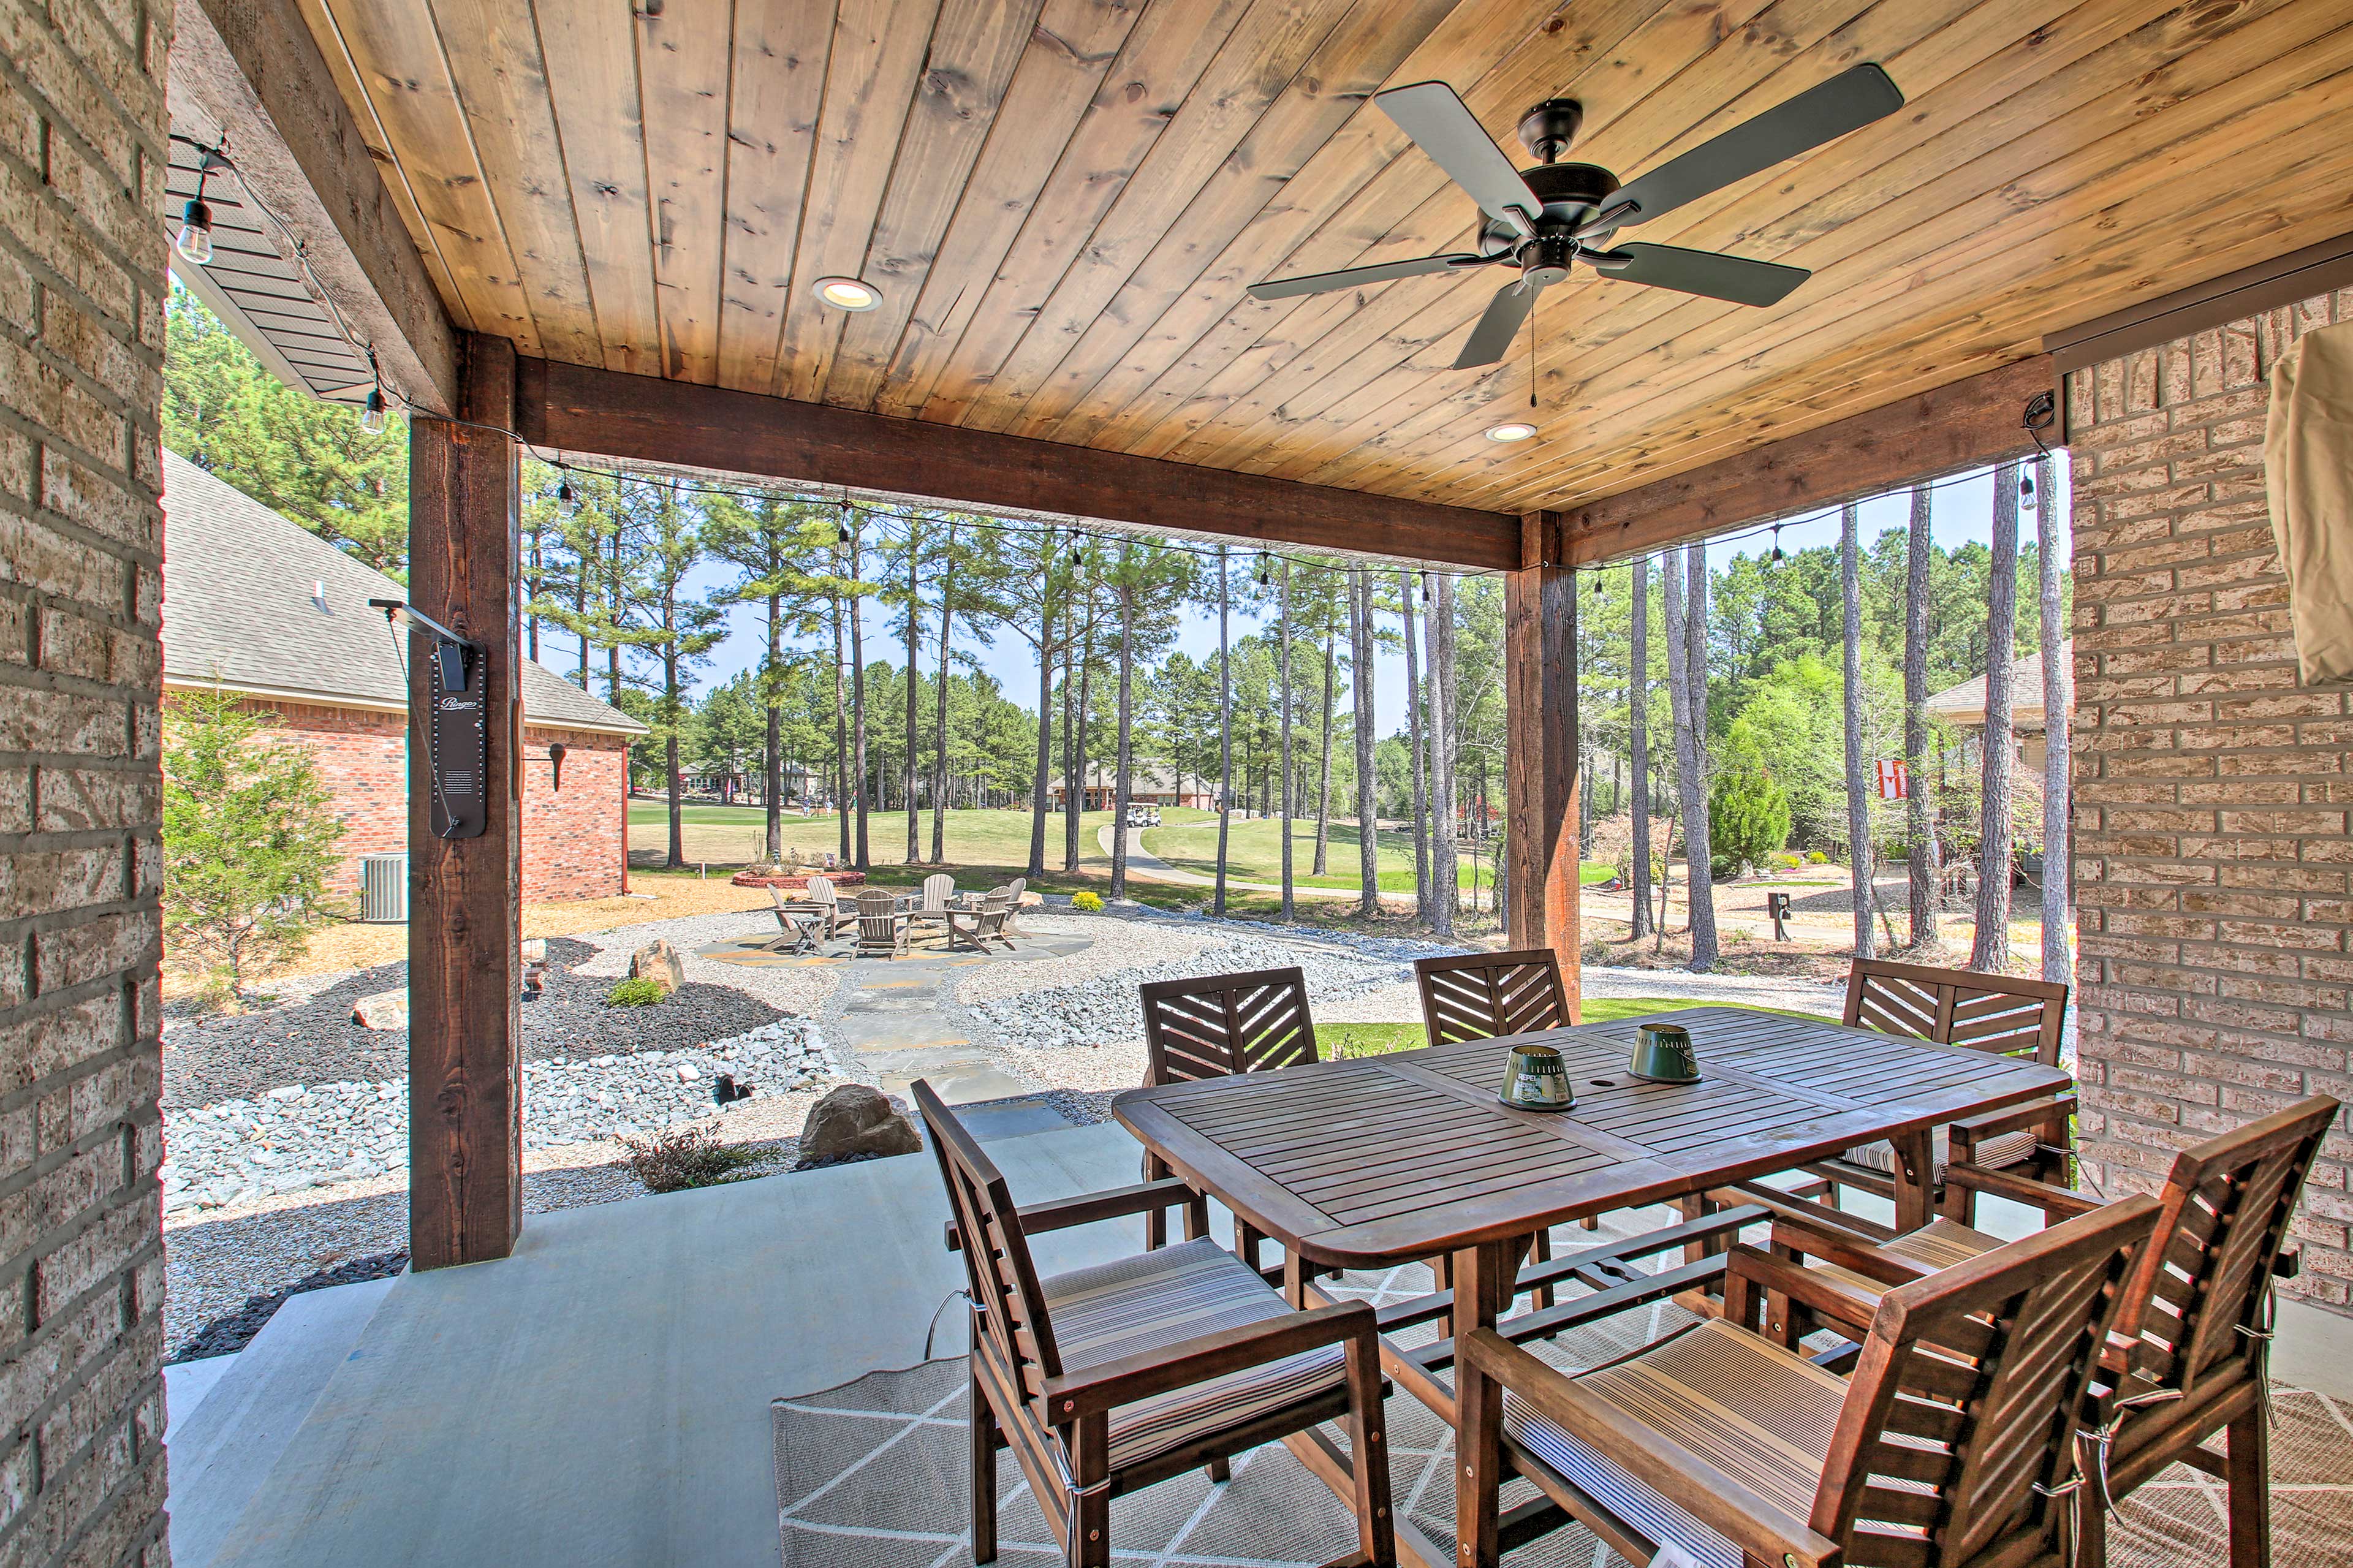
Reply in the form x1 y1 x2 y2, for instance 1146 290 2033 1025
2264 319 2353 684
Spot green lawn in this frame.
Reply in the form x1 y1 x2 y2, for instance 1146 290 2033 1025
627 799 839 829
1140 812 1610 891
1320 998 1836 1059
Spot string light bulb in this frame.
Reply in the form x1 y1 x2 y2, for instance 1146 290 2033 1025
1769 523 1785 564
2020 469 2036 501
358 386 386 435
175 187 214 267
556 472 574 510
1593 572 1604 599
1256 552 1271 588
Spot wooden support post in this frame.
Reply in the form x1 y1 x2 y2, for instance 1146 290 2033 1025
1504 512 1580 1020
407 335 523 1269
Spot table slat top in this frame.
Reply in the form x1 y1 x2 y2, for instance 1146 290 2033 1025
1113 1006 2072 1267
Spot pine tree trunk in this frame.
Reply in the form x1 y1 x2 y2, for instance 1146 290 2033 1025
764 590 782 862
904 528 921 863
848 526 870 868
1351 569 1379 917
1973 461 2023 971
1400 570 1431 922
1663 547 1717 968
2036 455 2072 984
1428 574 1458 938
932 524 955 865
1904 482 1939 946
1072 609 1095 869
833 591 851 862
1313 621 1335 877
1216 545 1233 917
1278 559 1295 922
1027 612 1052 881
1824 505 1871 961
1111 559 1134 902
664 638 685 870
1630 556 1653 939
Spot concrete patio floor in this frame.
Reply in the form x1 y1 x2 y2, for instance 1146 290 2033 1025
176 1117 2353 1568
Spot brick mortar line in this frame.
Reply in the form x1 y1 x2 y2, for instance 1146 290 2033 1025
0 18 171 205
0 1279 167 1515
0 267 169 401
0 1117 158 1274
0 481 165 581
0 667 167 714
0 1031 157 1134
0 414 165 545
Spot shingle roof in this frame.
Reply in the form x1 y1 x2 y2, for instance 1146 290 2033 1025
159 450 645 735
1923 642 2069 730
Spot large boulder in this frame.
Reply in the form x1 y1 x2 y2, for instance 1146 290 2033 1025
352 989 408 1030
795 1085 921 1167
631 939 686 995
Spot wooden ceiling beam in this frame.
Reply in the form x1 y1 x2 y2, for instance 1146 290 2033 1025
1551 357 2057 567
169 0 460 414
516 357 1521 570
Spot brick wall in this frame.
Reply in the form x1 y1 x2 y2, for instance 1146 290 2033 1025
171 696 629 904
0 1 175 1564
2069 286 2353 1312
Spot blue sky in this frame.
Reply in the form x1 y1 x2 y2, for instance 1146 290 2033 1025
655 458 2066 741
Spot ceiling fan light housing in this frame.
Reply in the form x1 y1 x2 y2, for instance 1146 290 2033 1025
814 276 882 311
1485 422 1537 442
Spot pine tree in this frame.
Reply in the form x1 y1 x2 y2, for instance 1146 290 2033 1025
1973 461 2022 971
1629 555 1653 940
2036 453 2072 985
1350 567 1379 916
1841 502 1877 958
162 686 346 1001
1904 482 1940 947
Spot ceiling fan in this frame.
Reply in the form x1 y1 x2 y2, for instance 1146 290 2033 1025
1248 64 1905 370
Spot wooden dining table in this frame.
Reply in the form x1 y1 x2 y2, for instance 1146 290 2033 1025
1111 1004 2075 1568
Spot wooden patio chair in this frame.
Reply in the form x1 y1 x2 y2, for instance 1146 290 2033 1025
1738 1093 2339 1568
852 888 908 958
906 872 957 934
1414 949 1592 1238
1459 1187 2164 1568
944 888 1013 953
781 875 856 939
1137 967 1320 1267
1801 957 2074 1222
757 898 820 955
919 1081 1395 1568
1002 874 1027 934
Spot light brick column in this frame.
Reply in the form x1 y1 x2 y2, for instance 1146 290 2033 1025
0 0 176 1561
2069 286 2353 1311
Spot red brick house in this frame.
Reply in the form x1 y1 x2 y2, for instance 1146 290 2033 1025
159 452 645 904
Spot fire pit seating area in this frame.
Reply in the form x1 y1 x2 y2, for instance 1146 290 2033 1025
762 874 1024 958
892 952 2334 1568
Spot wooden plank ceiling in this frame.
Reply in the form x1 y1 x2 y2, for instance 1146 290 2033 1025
295 0 2353 515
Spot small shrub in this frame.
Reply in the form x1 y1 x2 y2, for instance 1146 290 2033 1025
1806 850 1830 866
1071 890 1104 912
606 976 666 1007
620 1125 770 1194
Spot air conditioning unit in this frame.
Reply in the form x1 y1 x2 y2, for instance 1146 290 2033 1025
359 854 409 923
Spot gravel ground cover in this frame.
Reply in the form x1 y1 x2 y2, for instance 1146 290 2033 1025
162 937 787 1109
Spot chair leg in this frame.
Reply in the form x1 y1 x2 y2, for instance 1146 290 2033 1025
2226 1399 2272 1568
1526 1229 1554 1311
1343 1328 1398 1567
1205 1456 1231 1483
2075 1469 2107 1568
969 1357 999 1565
1066 1415 1112 1567
1143 1152 1169 1251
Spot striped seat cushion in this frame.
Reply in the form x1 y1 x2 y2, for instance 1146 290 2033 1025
1802 1216 2003 1305
1837 1125 2037 1179
1041 1238 1344 1471
1503 1320 1846 1568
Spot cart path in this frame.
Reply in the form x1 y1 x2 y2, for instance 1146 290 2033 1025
1096 825 1358 901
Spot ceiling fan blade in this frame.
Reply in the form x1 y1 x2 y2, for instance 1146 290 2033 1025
1596 64 1903 233
1376 80 1542 234
1586 243 1809 307
1453 280 1539 369
1247 251 1487 302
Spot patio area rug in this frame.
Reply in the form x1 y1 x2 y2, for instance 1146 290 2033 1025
775 1263 2353 1567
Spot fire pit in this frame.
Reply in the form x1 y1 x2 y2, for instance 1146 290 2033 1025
729 867 868 891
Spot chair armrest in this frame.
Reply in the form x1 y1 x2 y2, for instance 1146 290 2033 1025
1718 1181 1898 1248
1725 1242 1888 1336
1041 1298 1374 1422
1458 1328 1843 1568
943 1177 1202 1252
1939 1162 2100 1218
1949 1094 2076 1151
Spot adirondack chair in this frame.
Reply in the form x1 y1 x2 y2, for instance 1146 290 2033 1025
906 872 957 934
1001 875 1028 934
758 890 820 955
852 888 908 958
1802 957 2074 1222
922 1081 1394 1568
1738 1093 2339 1568
782 875 856 939
944 888 1012 953
1461 1190 2164 1568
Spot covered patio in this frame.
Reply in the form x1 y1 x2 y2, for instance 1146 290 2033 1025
6 2 2353 1567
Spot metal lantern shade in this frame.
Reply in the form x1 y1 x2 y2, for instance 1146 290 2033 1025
1499 1042 1574 1111
1628 1023 1700 1084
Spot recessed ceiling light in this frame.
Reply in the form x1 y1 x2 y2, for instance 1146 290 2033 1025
813 276 882 311
1485 422 1537 442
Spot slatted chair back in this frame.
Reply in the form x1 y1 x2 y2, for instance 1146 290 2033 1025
920 873 955 912
1818 1192 2162 1568
2123 1094 2336 1409
1139 967 1318 1086
1843 957 2066 1065
914 1081 1063 1425
855 888 903 953
803 875 837 907
1413 949 1572 1047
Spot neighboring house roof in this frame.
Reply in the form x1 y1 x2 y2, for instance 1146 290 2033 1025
159 450 646 736
1924 641 2071 730
1050 762 1199 795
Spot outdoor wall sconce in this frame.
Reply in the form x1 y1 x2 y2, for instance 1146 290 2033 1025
547 742 567 792
369 597 488 840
